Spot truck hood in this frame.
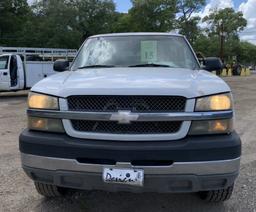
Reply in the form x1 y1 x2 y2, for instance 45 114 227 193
31 68 230 98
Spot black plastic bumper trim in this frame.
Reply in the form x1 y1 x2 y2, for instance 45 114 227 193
23 166 238 193
19 129 241 162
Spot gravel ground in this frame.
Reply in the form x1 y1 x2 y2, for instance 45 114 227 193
0 76 256 212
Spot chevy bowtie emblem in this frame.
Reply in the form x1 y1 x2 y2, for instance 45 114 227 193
110 110 139 124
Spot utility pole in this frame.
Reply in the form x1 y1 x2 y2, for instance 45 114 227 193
219 22 225 62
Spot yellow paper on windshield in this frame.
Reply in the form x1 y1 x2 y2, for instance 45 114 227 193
141 41 157 62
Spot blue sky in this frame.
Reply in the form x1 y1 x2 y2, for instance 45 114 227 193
114 0 247 12
114 0 132 13
233 0 246 8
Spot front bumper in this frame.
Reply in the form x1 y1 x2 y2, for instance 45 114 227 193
23 164 238 193
19 130 241 193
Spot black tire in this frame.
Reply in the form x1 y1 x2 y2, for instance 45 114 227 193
233 65 242 76
199 184 234 202
236 66 242 76
216 69 221 76
34 182 66 197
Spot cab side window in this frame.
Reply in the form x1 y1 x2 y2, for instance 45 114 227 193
0 56 9 69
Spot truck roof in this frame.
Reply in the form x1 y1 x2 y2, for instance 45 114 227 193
90 32 184 38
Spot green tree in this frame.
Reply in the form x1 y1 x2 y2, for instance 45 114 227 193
0 0 31 46
178 16 201 44
202 8 247 61
1 0 255 67
128 0 177 32
177 0 205 43
238 41 256 65
112 13 133 33
19 0 82 48
203 8 247 38
75 0 117 41
19 0 117 48
193 34 219 57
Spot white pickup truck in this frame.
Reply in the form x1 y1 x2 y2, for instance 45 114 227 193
19 33 241 202
0 47 76 92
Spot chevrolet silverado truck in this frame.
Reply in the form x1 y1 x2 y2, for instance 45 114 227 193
19 33 241 202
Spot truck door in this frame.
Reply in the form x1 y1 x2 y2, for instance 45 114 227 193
25 55 44 88
9 55 25 90
16 55 25 90
0 55 11 91
9 55 18 88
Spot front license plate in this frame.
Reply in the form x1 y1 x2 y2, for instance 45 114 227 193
103 168 144 187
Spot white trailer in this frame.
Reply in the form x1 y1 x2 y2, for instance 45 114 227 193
0 47 77 92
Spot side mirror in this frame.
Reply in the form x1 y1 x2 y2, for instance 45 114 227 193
203 57 223 72
53 60 69 72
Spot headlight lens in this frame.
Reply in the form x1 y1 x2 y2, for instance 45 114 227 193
195 93 232 111
28 92 59 110
28 117 65 133
189 119 233 135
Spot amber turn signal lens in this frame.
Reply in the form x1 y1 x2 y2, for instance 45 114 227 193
28 117 64 133
30 117 47 129
189 119 233 135
211 120 228 132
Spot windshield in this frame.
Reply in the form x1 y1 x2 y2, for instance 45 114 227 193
71 35 199 71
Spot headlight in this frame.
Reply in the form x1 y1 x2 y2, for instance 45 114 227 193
27 92 63 132
189 119 233 135
195 93 232 111
28 117 65 133
28 92 59 110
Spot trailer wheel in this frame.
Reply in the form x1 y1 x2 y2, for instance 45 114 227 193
34 182 67 197
233 65 242 76
199 184 234 202
216 69 221 76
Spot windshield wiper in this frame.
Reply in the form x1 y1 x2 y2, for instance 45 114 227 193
129 63 172 68
78 65 115 69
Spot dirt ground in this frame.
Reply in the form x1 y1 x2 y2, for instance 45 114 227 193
0 76 256 212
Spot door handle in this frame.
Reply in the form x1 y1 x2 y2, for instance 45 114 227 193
3 72 8 76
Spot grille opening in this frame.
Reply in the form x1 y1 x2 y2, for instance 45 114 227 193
68 95 186 113
71 120 182 134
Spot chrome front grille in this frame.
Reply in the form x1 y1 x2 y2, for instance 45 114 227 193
71 120 182 134
67 95 186 113
64 95 188 139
